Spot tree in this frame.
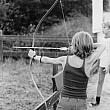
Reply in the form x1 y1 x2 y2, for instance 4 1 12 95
3 0 43 34
103 0 110 11
0 1 10 31
1 0 109 35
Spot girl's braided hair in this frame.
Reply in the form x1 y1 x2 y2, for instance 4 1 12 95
71 31 93 59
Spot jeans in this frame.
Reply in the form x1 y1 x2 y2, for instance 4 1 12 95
56 97 87 110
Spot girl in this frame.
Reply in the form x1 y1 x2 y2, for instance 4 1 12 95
28 31 105 110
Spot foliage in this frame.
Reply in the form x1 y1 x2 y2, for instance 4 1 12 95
0 2 9 29
103 0 110 11
0 4 6 21
2 0 42 34
0 0 109 35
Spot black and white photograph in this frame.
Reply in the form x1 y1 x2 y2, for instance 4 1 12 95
0 0 110 110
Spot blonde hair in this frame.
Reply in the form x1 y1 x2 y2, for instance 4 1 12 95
71 31 93 59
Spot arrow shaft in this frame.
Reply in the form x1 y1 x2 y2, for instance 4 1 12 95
13 46 68 50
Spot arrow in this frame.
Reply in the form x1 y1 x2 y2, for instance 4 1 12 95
13 46 68 51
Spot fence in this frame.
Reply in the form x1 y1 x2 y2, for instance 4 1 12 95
0 35 97 60
0 35 71 60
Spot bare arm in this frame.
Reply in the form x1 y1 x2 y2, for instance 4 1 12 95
28 49 67 66
93 43 102 48
85 43 105 77
90 43 105 63
34 55 67 65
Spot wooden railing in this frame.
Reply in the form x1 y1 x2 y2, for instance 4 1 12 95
0 35 71 60
0 35 97 60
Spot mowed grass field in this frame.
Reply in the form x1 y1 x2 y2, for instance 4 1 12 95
0 58 110 110
0 58 54 110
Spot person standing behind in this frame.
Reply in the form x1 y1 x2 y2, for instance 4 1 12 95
28 31 105 110
91 21 110 106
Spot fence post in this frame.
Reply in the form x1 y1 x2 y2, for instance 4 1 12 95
53 52 58 110
0 30 3 61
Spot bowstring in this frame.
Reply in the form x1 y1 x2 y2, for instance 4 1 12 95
59 0 71 49
48 0 71 107
30 0 59 109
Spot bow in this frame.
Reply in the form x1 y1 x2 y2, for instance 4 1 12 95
11 0 70 109
30 0 71 109
29 0 59 109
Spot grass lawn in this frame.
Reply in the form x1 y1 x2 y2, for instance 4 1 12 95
0 58 55 110
0 58 110 110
